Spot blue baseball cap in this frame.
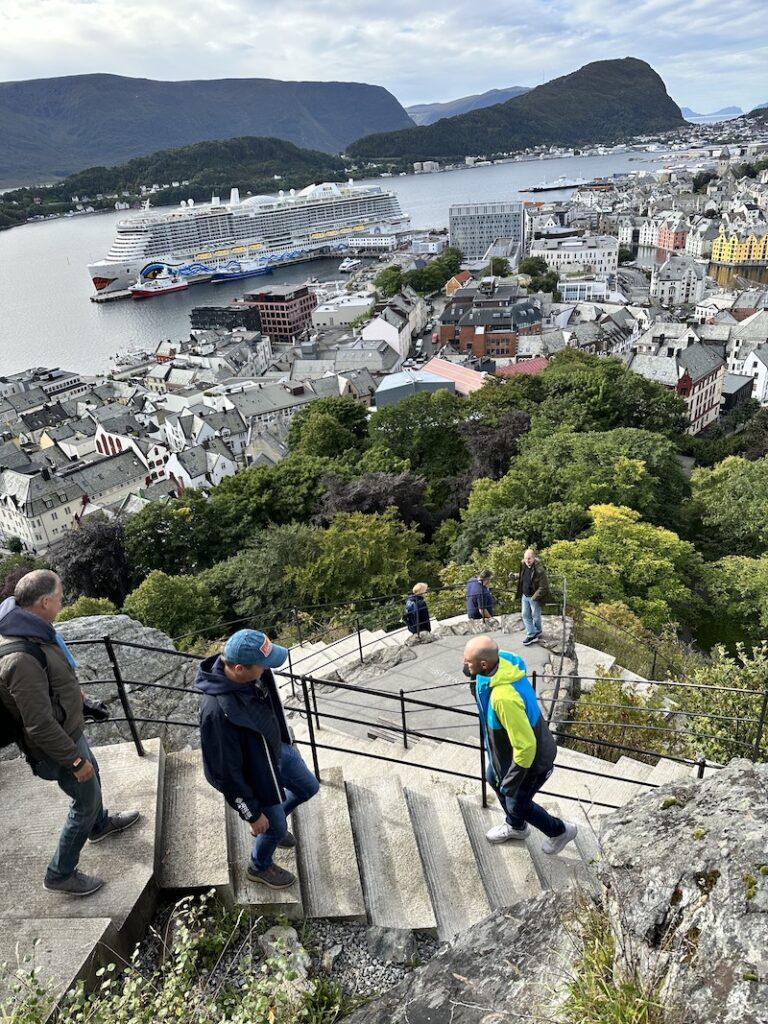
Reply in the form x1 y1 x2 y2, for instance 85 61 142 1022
223 629 288 669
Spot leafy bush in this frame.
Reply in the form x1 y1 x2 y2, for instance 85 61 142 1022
123 571 221 648
57 597 118 622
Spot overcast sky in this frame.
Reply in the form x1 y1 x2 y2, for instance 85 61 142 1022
1 0 766 113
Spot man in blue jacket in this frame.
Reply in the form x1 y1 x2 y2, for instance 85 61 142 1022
196 629 319 889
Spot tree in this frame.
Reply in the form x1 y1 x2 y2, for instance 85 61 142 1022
741 408 768 461
125 493 217 583
451 503 591 563
618 245 633 264
354 443 410 475
287 396 369 452
543 505 703 631
484 257 511 277
0 553 48 598
518 256 549 277
5 536 23 554
690 456 768 558
57 597 118 622
122 571 221 648
373 266 404 297
368 389 469 480
701 555 768 650
290 412 359 459
286 510 426 608
466 428 688 530
319 472 433 534
54 517 130 605
460 409 530 480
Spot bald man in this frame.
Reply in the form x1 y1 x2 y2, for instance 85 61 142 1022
515 549 550 646
463 636 576 853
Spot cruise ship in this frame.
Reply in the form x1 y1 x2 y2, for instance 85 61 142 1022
88 181 409 294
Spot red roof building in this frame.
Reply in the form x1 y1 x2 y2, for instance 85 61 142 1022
496 357 550 376
421 357 487 394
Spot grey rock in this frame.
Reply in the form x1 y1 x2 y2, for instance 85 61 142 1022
321 942 343 973
366 926 418 965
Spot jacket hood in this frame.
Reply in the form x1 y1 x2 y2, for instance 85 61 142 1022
0 604 57 644
195 654 247 696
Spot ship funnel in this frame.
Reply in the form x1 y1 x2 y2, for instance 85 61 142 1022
230 188 240 205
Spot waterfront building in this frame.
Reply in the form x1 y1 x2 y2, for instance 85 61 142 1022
449 201 525 261
711 224 768 266
239 284 318 344
650 255 707 307
529 234 619 280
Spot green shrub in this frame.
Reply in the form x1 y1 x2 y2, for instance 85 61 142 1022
56 597 118 622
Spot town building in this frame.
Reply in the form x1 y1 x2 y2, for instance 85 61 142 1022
626 339 725 434
449 201 525 260
239 284 318 343
650 255 707 307
529 235 619 280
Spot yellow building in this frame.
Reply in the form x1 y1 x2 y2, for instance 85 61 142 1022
711 225 768 265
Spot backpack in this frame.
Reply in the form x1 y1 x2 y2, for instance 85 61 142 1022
403 597 418 630
0 640 48 751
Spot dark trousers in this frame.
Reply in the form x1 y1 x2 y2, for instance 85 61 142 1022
486 762 565 839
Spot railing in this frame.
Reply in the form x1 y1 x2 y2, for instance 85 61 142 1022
63 632 768 813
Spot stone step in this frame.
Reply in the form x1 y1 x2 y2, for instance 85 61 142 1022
225 805 302 919
615 755 655 784
294 767 366 922
157 749 230 892
404 784 491 942
587 763 649 810
573 642 617 690
0 738 164 950
524 799 590 891
458 794 541 909
647 757 692 786
345 775 437 934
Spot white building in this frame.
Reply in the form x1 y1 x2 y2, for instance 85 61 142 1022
742 344 768 404
650 255 707 307
449 201 525 260
529 235 619 280
312 293 373 328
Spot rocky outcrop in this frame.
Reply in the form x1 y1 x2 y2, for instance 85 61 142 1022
343 760 768 1024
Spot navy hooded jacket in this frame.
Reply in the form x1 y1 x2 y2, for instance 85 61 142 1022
195 655 292 822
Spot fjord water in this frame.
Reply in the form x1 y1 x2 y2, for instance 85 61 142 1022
0 151 674 375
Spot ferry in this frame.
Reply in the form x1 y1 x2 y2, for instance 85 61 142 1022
211 260 274 284
130 273 189 299
88 181 408 295
521 176 593 193
339 257 363 273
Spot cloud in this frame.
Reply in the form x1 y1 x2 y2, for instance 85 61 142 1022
0 0 765 112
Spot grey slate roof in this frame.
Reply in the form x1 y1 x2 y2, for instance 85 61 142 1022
61 450 147 498
0 468 84 517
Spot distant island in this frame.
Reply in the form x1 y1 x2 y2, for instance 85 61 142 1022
0 137 346 230
0 73 412 186
348 58 685 161
406 86 531 125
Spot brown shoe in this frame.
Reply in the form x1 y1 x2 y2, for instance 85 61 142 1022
246 863 296 889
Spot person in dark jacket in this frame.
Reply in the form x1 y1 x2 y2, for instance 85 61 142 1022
463 635 577 854
515 549 551 646
0 570 139 897
404 582 431 635
196 628 319 890
466 569 494 620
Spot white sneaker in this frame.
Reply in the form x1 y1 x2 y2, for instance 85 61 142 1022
485 822 531 843
541 821 578 855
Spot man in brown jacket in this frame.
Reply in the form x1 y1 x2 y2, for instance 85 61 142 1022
0 570 139 896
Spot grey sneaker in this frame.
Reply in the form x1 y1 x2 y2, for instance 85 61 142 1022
44 869 104 896
277 830 296 849
486 821 531 843
542 821 578 855
89 810 140 843
246 863 296 889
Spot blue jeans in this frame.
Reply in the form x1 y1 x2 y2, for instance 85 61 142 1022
251 743 319 871
521 594 542 637
32 734 109 882
486 762 564 839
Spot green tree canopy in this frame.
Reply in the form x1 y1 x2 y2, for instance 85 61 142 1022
466 428 687 530
368 389 469 480
701 555 768 650
373 266 404 298
57 597 118 622
122 570 221 648
287 396 369 453
125 492 217 583
690 456 768 558
543 504 703 631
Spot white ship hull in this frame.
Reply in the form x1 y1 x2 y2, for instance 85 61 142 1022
88 182 409 295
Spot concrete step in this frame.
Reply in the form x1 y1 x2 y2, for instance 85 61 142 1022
524 799 590 892
157 749 229 893
573 642 616 689
647 757 691 786
615 755 655 784
346 775 437 934
0 738 164 950
405 784 490 942
587 762 649 810
294 767 366 922
458 794 541 910
225 805 302 919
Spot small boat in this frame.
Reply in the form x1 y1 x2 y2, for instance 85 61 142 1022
339 256 363 273
211 259 274 283
130 273 189 299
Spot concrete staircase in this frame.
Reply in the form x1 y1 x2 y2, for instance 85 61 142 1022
1 620 705 1008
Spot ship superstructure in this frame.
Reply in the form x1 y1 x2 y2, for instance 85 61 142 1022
88 181 409 294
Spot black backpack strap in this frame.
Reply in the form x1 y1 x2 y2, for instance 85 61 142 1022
0 640 48 673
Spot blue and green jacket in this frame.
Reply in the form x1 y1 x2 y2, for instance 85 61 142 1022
474 651 557 797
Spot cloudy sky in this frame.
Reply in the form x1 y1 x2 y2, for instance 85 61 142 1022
1 0 766 113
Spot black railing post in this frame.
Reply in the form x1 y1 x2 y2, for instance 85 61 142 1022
752 688 768 759
532 669 537 694
287 649 296 701
356 616 364 664
103 637 144 757
310 676 321 731
696 756 706 780
300 676 320 780
651 645 658 680
546 673 562 725
479 720 487 808
400 688 408 749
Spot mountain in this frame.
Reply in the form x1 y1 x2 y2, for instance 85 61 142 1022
681 105 743 118
0 74 413 186
348 58 685 161
407 87 530 125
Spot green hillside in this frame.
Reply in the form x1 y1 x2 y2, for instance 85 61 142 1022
349 58 684 160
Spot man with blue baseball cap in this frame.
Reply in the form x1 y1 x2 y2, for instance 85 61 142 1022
196 628 319 889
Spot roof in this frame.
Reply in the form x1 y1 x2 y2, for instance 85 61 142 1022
0 467 84 517
375 370 452 394
677 343 725 381
722 373 755 395
421 358 487 394
62 450 147 497
496 357 551 376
